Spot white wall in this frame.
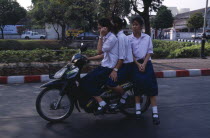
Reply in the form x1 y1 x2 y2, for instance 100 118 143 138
178 8 190 14
45 23 63 40
2 35 21 39
176 32 195 39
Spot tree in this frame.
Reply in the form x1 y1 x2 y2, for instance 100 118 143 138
64 0 100 32
32 0 39 4
151 6 173 39
31 0 71 40
99 0 131 18
37 0 69 40
31 0 100 40
187 12 204 39
130 0 162 35
0 0 26 39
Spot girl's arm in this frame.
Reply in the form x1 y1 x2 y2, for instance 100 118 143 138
142 53 151 66
97 27 107 54
88 54 104 60
97 37 103 55
133 53 152 72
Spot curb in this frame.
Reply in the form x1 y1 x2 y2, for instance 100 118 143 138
0 69 210 84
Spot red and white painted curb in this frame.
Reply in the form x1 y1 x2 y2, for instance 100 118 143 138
0 69 210 84
155 69 210 78
0 75 50 84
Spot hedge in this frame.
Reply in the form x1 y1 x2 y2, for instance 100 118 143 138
152 40 210 58
0 48 97 63
0 39 210 63
168 44 210 58
0 39 64 50
0 39 196 52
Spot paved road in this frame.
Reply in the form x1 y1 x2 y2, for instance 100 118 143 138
0 76 210 138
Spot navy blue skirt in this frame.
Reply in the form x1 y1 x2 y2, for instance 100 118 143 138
132 60 158 96
80 66 112 96
106 63 133 87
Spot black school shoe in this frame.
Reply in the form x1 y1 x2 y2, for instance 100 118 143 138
152 113 160 125
94 104 108 115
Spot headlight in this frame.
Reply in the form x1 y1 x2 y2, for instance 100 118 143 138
54 67 67 79
65 67 79 79
71 55 75 62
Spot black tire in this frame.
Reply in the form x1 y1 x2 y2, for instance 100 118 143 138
120 91 150 117
40 36 45 39
25 36 29 39
36 88 74 122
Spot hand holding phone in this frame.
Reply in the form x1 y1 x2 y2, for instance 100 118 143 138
100 27 108 36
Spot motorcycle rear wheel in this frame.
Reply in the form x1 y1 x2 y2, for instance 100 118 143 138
36 88 74 122
120 91 150 117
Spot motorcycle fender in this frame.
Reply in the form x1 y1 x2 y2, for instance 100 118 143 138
40 79 66 88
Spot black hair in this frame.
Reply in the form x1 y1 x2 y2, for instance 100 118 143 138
131 15 144 26
98 18 113 31
112 16 127 30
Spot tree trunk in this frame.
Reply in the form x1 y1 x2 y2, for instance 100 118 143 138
61 24 66 40
142 13 151 36
88 19 93 32
52 24 60 40
0 27 4 39
159 29 163 40
194 28 196 40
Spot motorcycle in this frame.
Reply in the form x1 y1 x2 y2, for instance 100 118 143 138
36 45 151 122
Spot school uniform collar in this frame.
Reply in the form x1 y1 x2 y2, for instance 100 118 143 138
131 32 146 39
104 32 112 39
116 30 124 37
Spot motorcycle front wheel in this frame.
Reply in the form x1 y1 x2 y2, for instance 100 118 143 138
120 90 150 117
36 88 74 122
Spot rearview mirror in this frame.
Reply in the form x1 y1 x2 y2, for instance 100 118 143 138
80 43 87 52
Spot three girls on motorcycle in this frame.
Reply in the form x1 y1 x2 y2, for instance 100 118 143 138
80 16 160 125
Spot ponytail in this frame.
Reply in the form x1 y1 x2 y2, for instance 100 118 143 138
122 19 127 28
112 16 127 30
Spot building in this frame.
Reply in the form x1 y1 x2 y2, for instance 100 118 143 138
174 7 210 32
179 8 190 14
150 7 190 39
168 7 190 16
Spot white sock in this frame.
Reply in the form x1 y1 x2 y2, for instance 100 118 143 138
152 106 158 118
136 103 141 114
99 101 106 107
120 93 128 103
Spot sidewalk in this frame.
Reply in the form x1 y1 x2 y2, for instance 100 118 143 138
0 57 210 84
152 57 210 72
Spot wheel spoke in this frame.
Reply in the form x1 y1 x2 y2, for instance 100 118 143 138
36 89 73 121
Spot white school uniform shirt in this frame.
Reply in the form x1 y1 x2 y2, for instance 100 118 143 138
117 30 133 63
101 32 119 69
128 33 153 61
